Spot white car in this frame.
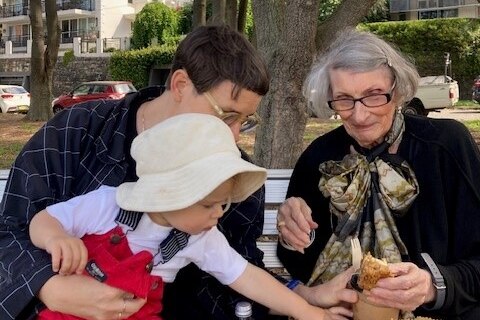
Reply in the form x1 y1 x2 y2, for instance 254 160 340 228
0 85 30 113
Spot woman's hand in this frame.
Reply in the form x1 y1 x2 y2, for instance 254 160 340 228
38 274 146 319
296 267 358 308
364 262 436 311
277 197 318 252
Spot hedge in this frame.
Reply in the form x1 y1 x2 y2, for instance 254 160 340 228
109 44 177 89
360 18 480 99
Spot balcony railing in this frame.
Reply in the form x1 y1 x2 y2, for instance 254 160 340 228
0 35 130 55
0 3 29 18
61 30 99 44
0 0 94 18
4 34 29 47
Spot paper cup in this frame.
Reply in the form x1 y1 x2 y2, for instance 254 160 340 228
353 292 400 320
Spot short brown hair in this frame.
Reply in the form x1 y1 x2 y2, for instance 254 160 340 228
167 25 270 98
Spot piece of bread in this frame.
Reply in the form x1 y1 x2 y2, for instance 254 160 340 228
358 252 393 290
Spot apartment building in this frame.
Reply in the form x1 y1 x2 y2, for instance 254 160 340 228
390 0 480 20
0 0 188 55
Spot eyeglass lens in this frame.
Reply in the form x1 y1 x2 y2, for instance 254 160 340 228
330 93 391 111
221 113 259 133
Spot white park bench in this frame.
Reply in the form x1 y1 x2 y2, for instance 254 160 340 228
0 168 292 274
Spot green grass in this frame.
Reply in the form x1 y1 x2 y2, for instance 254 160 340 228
0 142 25 169
455 100 480 109
463 120 480 131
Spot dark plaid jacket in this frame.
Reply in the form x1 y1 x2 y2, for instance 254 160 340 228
0 87 269 319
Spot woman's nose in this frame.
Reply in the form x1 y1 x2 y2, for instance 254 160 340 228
350 101 369 121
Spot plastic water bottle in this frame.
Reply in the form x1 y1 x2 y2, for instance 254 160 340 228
235 301 253 319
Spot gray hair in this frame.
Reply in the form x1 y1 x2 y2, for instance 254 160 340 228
304 29 419 115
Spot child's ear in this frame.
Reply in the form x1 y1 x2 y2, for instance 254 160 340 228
169 69 189 102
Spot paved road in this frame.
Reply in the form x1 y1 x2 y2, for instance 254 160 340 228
428 108 480 121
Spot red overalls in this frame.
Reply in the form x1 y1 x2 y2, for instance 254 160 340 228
38 226 164 319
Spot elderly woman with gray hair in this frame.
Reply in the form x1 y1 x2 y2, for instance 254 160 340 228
276 29 480 319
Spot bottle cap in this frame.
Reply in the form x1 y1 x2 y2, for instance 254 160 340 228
235 301 252 317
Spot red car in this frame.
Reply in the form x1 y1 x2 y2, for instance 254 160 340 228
52 81 137 113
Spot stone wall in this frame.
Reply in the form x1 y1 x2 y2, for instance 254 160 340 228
0 56 111 97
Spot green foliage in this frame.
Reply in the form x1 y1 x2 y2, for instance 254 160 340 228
62 49 75 66
318 0 388 23
109 44 177 89
244 1 254 40
178 2 193 35
360 18 480 99
318 0 341 22
131 2 179 49
363 0 390 23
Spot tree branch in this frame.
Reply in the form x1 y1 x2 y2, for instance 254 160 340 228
315 0 377 52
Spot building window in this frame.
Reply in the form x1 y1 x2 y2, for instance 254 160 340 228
419 8 458 19
390 0 409 13
61 17 96 43
7 23 29 47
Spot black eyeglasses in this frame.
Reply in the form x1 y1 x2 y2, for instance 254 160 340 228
327 93 392 112
204 92 260 133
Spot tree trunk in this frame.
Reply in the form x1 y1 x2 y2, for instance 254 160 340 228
225 0 237 30
252 0 377 168
193 0 206 27
209 0 226 25
27 0 60 121
237 0 248 33
252 0 318 168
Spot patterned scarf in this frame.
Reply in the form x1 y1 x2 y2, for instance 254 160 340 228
308 112 419 287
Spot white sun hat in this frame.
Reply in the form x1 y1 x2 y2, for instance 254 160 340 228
116 113 267 212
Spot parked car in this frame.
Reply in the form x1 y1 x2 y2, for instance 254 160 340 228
472 75 480 103
0 85 30 114
52 81 137 113
402 75 459 116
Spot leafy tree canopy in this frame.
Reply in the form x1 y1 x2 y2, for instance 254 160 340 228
131 2 179 49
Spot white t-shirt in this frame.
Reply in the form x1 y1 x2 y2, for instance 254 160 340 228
46 186 247 284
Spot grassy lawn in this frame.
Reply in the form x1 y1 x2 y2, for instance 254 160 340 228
454 99 479 109
1 100 480 169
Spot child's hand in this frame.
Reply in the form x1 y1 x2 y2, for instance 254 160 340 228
298 305 351 320
45 235 88 275
325 305 353 319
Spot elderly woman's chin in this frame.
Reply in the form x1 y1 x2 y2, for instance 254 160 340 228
344 125 389 149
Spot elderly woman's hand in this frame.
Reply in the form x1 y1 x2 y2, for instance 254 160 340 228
363 262 436 311
277 197 318 253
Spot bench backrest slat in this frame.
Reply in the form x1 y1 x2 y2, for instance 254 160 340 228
0 170 8 202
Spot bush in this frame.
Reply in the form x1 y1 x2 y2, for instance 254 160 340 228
62 49 75 66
